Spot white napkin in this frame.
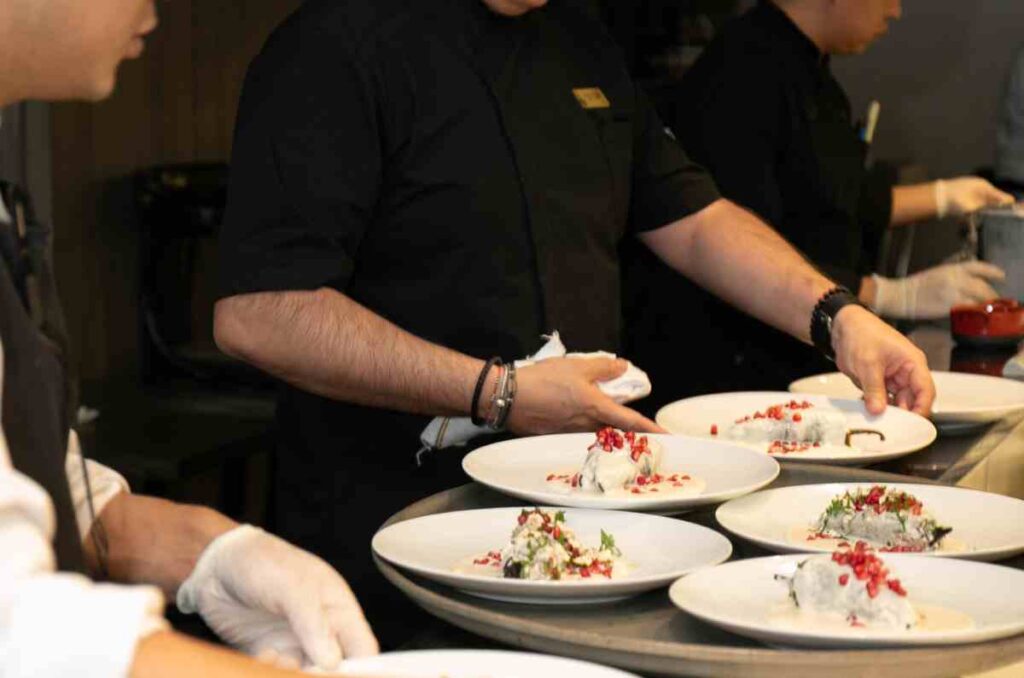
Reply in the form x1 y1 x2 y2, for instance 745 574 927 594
1003 350 1024 379
417 332 651 452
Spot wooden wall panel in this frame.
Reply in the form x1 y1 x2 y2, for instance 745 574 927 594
50 0 299 392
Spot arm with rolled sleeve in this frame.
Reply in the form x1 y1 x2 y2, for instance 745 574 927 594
631 86 933 415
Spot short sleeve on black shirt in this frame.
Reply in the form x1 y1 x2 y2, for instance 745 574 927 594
628 87 720 234
218 11 382 298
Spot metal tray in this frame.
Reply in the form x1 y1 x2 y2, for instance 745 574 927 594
375 463 1024 677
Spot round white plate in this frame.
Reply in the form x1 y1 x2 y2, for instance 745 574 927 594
656 392 937 466
715 483 1024 562
462 433 779 512
330 650 639 677
789 371 1024 427
670 555 1024 648
372 507 732 604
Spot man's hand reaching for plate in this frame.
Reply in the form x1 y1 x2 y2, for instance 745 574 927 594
830 304 935 417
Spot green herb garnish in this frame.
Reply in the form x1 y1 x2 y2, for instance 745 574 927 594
600 529 621 556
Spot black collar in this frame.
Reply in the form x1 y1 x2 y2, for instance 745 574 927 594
756 1 831 73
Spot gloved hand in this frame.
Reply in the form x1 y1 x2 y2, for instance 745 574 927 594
177 525 378 670
936 177 1015 217
870 261 1006 320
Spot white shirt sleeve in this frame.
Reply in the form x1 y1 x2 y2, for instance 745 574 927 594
0 339 168 678
65 430 130 540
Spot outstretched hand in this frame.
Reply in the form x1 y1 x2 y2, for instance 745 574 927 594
508 357 664 435
830 304 935 416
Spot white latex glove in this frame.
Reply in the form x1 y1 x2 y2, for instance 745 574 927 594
870 261 1006 320
177 525 378 669
936 177 1015 217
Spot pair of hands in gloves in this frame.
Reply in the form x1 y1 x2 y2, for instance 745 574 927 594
177 525 378 670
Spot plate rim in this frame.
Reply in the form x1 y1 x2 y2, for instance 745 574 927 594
714 482 1024 562
461 432 781 511
337 649 641 677
371 506 734 599
655 392 937 463
668 554 1024 647
789 371 1024 419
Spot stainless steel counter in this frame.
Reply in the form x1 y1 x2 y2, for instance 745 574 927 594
380 466 1024 678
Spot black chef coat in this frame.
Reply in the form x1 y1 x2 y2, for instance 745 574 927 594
622 0 893 411
219 0 718 645
0 183 85 573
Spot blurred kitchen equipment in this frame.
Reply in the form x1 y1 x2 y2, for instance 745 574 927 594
950 344 1020 377
978 204 1024 300
950 299 1024 348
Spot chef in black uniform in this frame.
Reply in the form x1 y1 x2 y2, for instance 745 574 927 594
0 0 376 673
624 0 1013 409
214 0 935 646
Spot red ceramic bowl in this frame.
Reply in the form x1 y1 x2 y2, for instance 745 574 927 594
950 299 1024 348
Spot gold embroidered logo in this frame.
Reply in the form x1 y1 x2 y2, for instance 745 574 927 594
572 87 611 110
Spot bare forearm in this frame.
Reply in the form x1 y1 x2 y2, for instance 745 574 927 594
87 493 236 598
891 183 938 227
640 199 833 343
214 288 484 417
131 631 315 678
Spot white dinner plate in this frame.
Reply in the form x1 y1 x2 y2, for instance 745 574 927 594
656 392 937 465
329 650 639 677
462 433 780 512
715 483 1024 562
789 371 1024 428
669 555 1024 648
372 507 732 604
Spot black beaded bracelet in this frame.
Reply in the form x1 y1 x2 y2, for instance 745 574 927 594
810 286 863 361
471 357 502 426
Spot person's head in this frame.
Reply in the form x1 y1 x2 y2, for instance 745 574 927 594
0 0 157 106
480 0 549 18
775 0 902 55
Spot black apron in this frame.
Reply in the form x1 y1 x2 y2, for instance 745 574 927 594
0 182 85 573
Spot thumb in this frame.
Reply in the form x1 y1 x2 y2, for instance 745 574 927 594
327 600 379 659
984 184 1015 207
961 260 1006 281
961 276 1000 303
283 591 342 669
578 357 629 383
857 366 888 415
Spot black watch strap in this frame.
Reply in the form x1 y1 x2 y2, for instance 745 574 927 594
810 286 864 361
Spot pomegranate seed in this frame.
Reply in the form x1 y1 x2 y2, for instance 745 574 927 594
838 574 849 586
710 424 718 435
793 413 802 422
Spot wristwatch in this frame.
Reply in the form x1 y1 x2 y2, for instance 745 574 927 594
810 286 864 361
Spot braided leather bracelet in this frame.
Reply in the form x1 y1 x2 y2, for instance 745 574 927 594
471 357 502 426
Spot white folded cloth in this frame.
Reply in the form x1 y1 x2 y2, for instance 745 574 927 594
418 332 651 453
1003 351 1024 379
